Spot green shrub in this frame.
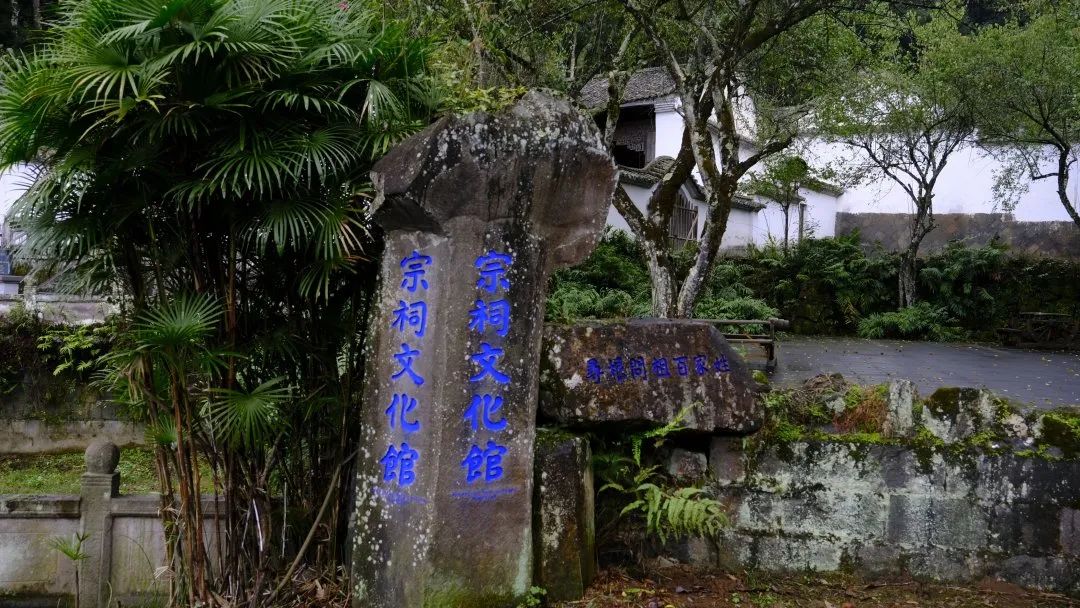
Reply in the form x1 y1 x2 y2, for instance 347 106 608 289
857 303 966 341
742 233 897 334
552 230 1080 342
694 295 779 321
545 284 645 322
0 307 114 413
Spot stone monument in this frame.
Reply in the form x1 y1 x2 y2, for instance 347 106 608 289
350 91 616 607
540 320 761 434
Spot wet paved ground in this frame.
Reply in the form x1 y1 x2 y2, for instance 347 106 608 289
772 336 1080 409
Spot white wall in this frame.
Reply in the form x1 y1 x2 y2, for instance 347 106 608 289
803 189 838 238
654 108 685 159
608 181 711 243
803 140 1079 222
0 166 32 248
721 207 756 248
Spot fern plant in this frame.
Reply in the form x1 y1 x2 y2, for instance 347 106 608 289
598 457 727 545
49 532 90 608
857 302 966 341
595 403 727 549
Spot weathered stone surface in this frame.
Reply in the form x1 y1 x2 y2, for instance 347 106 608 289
0 520 78 594
906 547 986 582
1061 508 1080 557
84 440 120 474
702 429 1080 596
81 442 120 608
851 543 902 576
886 495 988 550
709 437 745 485
532 429 595 603
665 536 717 567
1 420 146 455
998 556 1080 593
666 448 707 480
883 379 916 438
539 320 760 434
736 489 887 541
922 387 998 443
350 91 616 608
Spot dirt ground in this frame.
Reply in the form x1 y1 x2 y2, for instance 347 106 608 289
555 567 1080 608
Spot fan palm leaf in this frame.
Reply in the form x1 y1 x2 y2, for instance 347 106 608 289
205 377 290 449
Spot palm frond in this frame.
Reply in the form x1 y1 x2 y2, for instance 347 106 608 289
134 294 222 352
205 377 291 449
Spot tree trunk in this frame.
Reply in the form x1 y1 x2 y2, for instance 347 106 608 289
1056 148 1080 229
898 249 918 308
899 195 934 308
781 204 790 253
643 242 676 317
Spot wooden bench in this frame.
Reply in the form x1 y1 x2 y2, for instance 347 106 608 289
999 312 1079 350
700 318 790 373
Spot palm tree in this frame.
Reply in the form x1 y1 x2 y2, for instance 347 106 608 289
0 0 441 604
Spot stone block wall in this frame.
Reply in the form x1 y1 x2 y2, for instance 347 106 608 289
836 212 1080 258
661 382 1080 596
0 294 140 454
0 420 145 454
710 440 1080 593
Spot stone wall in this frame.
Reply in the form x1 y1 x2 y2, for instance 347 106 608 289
0 294 139 454
836 212 1080 258
711 440 1080 593
0 294 113 325
0 420 145 454
653 382 1080 595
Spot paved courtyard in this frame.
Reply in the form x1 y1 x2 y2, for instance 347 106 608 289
772 336 1080 409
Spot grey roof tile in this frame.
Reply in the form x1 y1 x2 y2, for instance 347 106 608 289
580 67 676 109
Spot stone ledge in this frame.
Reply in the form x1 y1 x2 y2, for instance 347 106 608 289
0 420 146 455
110 494 226 516
0 495 81 518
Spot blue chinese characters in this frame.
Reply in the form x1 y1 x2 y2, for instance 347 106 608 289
380 442 419 487
463 250 513 486
382 250 433 489
585 353 732 384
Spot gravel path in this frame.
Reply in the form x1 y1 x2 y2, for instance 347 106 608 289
771 336 1080 409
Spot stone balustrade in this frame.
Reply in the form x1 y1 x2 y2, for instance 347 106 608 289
0 442 220 608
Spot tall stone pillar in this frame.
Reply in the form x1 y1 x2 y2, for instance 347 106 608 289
80 440 120 608
350 91 616 607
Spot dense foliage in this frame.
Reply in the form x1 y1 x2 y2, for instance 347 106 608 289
950 0 1080 228
0 0 442 604
551 231 1080 342
0 305 112 414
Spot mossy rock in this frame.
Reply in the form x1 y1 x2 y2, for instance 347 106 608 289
1036 409 1080 459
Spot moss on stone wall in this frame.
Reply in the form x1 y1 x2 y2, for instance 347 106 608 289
1037 410 1080 459
753 376 1080 469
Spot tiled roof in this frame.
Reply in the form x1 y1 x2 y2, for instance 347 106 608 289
617 157 765 212
579 67 676 109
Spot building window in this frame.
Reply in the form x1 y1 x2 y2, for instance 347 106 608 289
669 194 699 249
613 145 646 168
611 113 654 168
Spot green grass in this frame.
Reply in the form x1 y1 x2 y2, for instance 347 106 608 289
0 448 213 494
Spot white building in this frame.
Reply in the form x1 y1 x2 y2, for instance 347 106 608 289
582 68 1079 254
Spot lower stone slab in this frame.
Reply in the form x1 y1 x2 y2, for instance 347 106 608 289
532 429 595 602
712 438 1080 596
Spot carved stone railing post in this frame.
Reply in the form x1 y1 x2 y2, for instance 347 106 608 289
80 440 119 608
350 91 616 607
